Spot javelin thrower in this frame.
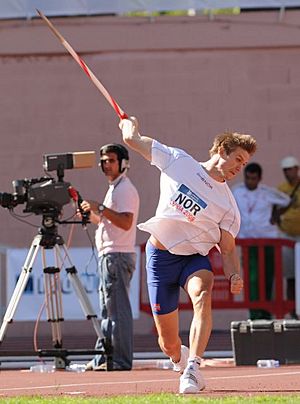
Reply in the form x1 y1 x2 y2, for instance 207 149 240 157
36 9 128 120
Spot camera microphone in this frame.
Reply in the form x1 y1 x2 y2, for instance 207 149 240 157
68 187 90 227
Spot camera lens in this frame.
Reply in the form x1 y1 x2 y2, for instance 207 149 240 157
0 192 14 208
12 180 26 197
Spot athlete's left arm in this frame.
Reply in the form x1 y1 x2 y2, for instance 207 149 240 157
219 229 243 295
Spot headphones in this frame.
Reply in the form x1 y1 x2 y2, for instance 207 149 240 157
99 143 130 173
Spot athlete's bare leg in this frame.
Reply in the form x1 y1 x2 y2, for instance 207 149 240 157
152 309 182 363
185 270 214 358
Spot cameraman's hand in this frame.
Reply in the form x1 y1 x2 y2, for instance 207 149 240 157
80 200 92 213
80 200 101 225
80 200 100 212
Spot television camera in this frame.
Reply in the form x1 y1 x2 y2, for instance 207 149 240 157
0 150 113 368
0 151 95 224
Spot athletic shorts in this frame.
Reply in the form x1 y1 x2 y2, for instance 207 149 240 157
145 240 212 315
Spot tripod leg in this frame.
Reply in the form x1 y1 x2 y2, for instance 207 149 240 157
0 235 42 343
42 248 63 348
54 244 103 339
56 243 113 370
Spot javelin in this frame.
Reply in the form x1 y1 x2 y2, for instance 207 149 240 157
36 9 128 120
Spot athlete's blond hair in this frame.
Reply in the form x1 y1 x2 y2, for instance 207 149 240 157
209 132 257 157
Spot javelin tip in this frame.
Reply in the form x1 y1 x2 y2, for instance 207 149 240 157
36 8 65 44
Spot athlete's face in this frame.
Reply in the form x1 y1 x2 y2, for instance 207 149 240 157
218 147 250 181
100 152 120 181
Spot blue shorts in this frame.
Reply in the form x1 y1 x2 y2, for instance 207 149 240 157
145 240 212 315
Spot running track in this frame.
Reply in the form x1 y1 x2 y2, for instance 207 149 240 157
0 365 300 397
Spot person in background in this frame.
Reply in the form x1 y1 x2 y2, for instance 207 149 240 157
275 156 300 317
80 143 140 370
232 163 290 320
119 116 256 394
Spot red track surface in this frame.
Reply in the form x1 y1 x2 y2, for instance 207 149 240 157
0 365 300 398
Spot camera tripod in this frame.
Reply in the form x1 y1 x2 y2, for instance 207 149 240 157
0 215 113 369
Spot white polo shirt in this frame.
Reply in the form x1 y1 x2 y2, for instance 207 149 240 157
95 173 140 256
138 140 240 256
232 183 290 238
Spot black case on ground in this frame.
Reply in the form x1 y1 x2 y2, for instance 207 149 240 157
231 319 300 365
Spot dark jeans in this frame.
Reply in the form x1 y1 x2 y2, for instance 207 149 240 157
92 252 136 370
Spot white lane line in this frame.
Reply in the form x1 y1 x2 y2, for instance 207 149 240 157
0 378 177 393
207 371 300 380
1 370 300 393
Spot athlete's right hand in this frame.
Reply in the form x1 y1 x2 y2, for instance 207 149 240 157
119 116 139 138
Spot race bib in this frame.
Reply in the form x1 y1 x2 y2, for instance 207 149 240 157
170 184 207 222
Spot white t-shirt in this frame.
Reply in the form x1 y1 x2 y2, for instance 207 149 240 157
95 174 140 255
138 140 240 256
232 183 290 238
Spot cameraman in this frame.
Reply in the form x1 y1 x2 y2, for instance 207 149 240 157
80 143 140 371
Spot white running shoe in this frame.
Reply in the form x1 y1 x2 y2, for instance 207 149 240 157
179 362 206 394
170 345 189 373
